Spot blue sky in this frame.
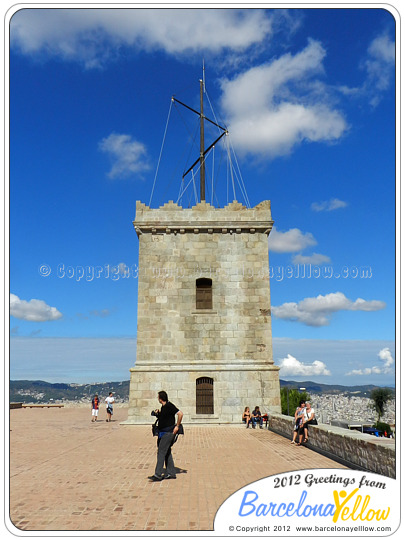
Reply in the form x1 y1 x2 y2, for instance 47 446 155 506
8 7 396 386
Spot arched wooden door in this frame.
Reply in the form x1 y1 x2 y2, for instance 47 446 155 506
196 377 214 414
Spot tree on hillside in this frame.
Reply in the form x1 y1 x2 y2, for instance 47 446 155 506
280 388 311 416
370 388 394 422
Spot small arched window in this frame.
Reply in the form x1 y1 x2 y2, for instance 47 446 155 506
196 377 214 414
196 278 212 310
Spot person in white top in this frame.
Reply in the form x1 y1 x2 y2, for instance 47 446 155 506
297 402 316 445
105 392 115 422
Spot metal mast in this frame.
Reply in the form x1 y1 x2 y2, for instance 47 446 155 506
172 68 228 203
199 78 205 201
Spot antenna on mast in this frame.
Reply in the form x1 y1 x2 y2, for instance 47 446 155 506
199 76 205 201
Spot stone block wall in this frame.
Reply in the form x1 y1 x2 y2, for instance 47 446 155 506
268 413 396 478
134 200 275 367
125 200 281 424
127 366 280 424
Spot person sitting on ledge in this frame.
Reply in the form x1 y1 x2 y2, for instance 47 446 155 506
297 402 317 445
291 400 305 444
242 406 252 428
251 406 263 429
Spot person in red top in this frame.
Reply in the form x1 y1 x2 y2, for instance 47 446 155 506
91 394 100 422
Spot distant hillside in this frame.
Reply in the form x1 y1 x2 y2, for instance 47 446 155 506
280 379 392 397
10 380 130 404
10 378 393 404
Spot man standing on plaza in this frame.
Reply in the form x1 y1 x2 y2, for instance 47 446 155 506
149 390 183 482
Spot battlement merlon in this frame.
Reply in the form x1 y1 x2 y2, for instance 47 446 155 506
133 200 274 237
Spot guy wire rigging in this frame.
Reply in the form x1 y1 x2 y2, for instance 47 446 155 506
149 71 250 208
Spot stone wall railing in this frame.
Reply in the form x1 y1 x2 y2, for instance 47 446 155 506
268 414 395 479
10 402 22 409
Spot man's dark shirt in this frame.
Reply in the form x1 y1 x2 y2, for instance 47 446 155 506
158 401 179 430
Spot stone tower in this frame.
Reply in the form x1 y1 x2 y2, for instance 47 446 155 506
125 198 281 424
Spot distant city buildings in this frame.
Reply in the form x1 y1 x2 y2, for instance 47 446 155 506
311 394 395 425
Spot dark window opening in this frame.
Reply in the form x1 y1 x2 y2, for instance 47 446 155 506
196 278 212 310
196 377 214 414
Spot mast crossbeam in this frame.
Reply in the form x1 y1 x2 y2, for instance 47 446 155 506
171 97 227 132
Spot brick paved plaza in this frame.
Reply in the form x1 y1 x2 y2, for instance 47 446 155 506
9 406 346 532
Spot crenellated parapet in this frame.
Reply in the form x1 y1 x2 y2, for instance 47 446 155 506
134 200 273 236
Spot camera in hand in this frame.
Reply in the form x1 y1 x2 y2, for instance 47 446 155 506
151 410 159 436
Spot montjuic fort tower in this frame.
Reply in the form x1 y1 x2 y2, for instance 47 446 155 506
125 77 281 424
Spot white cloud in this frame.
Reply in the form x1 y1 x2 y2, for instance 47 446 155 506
220 39 347 158
272 292 386 327
268 227 317 253
273 337 395 385
10 294 63 322
292 253 331 265
350 298 387 312
378 347 394 368
347 367 382 376
10 9 272 67
365 34 395 97
311 198 348 212
99 133 149 179
346 347 395 376
338 32 395 107
279 353 331 376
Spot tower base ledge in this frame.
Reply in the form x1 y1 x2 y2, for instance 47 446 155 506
130 363 280 372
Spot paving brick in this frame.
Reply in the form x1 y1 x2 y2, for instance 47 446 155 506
9 406 346 531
